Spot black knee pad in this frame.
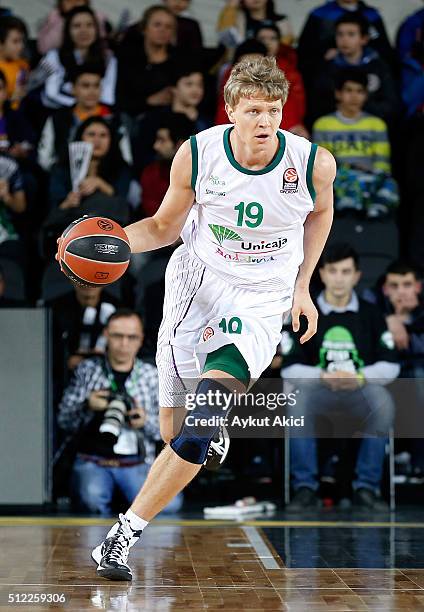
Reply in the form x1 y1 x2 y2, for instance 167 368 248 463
170 378 234 464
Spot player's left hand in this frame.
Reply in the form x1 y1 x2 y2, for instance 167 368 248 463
291 287 318 344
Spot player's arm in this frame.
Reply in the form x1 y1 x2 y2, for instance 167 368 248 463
124 141 194 253
292 147 336 343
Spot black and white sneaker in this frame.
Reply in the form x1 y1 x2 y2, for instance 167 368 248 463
203 425 230 471
91 514 142 581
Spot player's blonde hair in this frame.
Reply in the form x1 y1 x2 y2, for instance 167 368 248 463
224 56 290 109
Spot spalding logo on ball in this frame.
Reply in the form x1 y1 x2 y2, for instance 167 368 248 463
57 216 131 287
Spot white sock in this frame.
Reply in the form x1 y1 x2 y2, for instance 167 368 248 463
124 509 149 532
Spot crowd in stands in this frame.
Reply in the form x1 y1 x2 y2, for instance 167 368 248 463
0 0 423 514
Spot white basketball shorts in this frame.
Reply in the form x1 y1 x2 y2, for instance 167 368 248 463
156 244 292 407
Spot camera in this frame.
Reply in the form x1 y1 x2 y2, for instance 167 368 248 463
99 391 134 440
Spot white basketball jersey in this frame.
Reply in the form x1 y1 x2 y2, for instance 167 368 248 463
182 124 318 293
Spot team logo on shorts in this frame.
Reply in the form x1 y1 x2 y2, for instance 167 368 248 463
97 219 113 231
280 167 299 194
203 326 214 341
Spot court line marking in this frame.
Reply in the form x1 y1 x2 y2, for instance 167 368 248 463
2 517 424 528
241 526 281 569
0 584 423 591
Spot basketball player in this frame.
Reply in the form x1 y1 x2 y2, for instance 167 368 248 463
90 57 336 580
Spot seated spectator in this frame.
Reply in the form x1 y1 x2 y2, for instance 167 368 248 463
38 64 131 171
0 153 26 264
282 243 399 511
57 309 182 515
139 113 195 218
0 16 29 110
47 283 118 378
255 24 307 136
37 0 111 56
132 63 208 174
48 116 132 215
313 69 399 218
298 0 393 90
379 262 424 379
396 3 424 64
217 0 293 49
163 0 203 51
0 262 25 307
41 6 117 109
397 19 424 118
308 13 398 126
116 5 183 117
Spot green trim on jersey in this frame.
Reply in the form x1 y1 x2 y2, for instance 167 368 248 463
223 127 286 175
306 143 318 203
190 135 198 191
203 344 250 386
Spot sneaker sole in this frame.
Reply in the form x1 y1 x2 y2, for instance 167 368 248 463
91 546 132 581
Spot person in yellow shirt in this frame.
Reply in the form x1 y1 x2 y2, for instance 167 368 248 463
0 17 29 110
313 69 399 218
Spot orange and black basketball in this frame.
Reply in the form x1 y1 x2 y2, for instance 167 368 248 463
57 216 131 287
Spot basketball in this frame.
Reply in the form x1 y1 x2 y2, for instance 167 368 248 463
57 216 131 287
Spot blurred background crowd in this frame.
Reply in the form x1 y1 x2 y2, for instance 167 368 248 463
1 0 424 516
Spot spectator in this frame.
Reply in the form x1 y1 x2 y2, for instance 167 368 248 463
0 262 25 307
47 284 118 376
0 16 29 110
116 5 181 117
139 113 195 218
163 0 203 51
0 153 26 263
57 309 182 515
41 6 117 109
255 24 307 136
396 3 424 64
37 0 111 56
313 69 398 218
170 64 209 131
308 13 398 126
49 116 132 214
217 0 293 49
298 0 393 89
282 243 399 511
380 262 424 379
38 64 131 171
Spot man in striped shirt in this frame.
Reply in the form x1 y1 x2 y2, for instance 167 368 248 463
313 68 398 218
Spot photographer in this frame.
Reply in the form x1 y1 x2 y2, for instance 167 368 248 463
57 308 182 515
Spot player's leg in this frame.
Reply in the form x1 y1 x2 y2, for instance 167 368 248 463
92 369 244 580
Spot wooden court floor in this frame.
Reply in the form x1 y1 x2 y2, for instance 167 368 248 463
1 517 424 611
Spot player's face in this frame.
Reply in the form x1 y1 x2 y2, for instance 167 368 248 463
82 123 111 157
336 24 366 57
70 13 97 49
143 10 175 46
336 81 367 114
154 128 177 160
383 273 421 312
105 316 144 364
174 73 204 106
226 95 283 148
256 28 280 57
73 74 101 108
319 258 361 301
2 29 24 61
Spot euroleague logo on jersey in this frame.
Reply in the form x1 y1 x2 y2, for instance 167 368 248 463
280 167 299 194
202 326 215 341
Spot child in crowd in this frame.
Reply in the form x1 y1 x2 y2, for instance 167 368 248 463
0 16 29 110
313 69 398 218
309 13 398 126
0 69 35 164
139 113 195 218
170 65 209 132
38 64 131 171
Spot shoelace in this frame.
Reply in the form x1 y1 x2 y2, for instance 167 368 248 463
103 514 134 564
208 440 226 456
